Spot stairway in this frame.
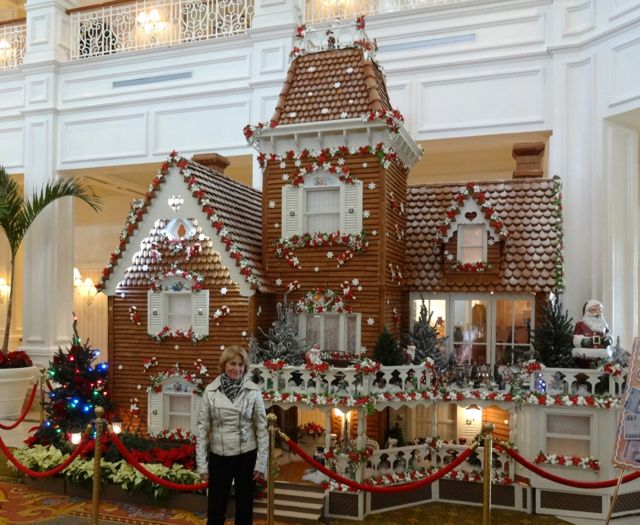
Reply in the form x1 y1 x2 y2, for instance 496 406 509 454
254 480 326 523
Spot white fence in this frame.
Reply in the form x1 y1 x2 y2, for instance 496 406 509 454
0 20 26 71
69 0 254 60
304 0 480 24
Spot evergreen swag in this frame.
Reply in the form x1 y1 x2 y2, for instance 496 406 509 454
407 299 448 368
249 295 308 366
531 294 576 368
374 326 404 366
31 318 113 449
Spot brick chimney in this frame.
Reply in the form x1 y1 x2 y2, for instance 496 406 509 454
512 142 545 179
191 153 230 174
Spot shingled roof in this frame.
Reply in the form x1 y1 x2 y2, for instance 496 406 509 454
99 157 266 292
406 178 563 293
271 47 392 125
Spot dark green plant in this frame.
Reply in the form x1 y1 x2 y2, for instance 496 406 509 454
374 326 403 366
0 167 101 354
531 294 576 368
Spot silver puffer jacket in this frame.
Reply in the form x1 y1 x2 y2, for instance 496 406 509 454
195 376 268 475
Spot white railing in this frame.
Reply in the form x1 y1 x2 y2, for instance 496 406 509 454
252 363 433 397
0 20 26 71
304 0 480 24
531 367 626 397
69 0 254 60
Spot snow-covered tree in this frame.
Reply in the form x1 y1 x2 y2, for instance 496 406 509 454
407 299 448 369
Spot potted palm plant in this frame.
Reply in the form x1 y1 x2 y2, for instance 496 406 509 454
0 166 101 418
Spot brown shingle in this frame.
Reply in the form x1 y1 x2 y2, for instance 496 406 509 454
406 178 562 293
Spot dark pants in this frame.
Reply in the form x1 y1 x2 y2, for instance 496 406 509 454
208 449 257 525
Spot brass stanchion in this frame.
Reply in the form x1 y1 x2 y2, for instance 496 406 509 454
39 367 46 425
605 469 626 525
91 406 105 525
482 422 494 525
267 412 278 525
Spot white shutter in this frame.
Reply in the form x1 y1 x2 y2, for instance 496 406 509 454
191 290 209 337
341 181 363 234
147 391 164 434
147 291 164 336
190 394 202 434
282 185 302 237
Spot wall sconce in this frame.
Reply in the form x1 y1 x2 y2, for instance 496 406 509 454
136 9 166 41
465 404 482 425
111 418 123 435
69 431 82 445
0 278 10 304
73 269 97 305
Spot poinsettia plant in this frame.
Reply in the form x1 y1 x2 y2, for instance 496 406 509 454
298 421 325 438
0 350 33 369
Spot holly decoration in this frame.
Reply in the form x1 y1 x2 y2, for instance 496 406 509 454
30 317 113 449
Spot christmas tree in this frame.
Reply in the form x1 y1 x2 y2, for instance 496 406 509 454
31 317 113 448
249 295 308 366
531 294 576 368
374 327 404 366
407 299 448 368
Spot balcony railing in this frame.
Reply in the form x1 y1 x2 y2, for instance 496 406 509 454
304 0 479 24
68 0 254 60
0 18 26 71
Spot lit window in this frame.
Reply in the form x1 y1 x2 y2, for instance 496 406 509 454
305 186 340 233
166 293 191 331
301 313 360 353
166 393 192 431
458 224 486 263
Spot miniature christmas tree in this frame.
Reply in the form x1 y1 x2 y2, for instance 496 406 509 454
374 327 404 366
249 295 308 366
531 294 575 368
31 317 113 448
407 299 448 368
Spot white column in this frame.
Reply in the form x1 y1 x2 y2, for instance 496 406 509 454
602 122 638 349
251 0 302 29
19 0 77 367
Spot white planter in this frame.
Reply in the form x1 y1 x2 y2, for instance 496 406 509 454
0 365 39 419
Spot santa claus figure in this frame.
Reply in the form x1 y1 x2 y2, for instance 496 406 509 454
573 299 612 359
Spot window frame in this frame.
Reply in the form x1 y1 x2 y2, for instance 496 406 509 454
456 223 488 264
299 312 361 353
303 184 341 234
544 410 595 457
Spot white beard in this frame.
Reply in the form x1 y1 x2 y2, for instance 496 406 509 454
582 313 608 334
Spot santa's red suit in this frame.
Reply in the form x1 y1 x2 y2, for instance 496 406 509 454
573 321 611 348
572 299 612 349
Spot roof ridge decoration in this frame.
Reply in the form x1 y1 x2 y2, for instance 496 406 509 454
435 182 510 243
97 151 261 292
290 16 377 61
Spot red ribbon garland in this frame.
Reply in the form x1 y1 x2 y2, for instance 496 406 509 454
0 432 90 478
285 437 474 493
0 382 39 430
506 447 640 488
109 431 208 491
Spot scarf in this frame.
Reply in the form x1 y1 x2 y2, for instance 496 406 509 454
220 374 244 403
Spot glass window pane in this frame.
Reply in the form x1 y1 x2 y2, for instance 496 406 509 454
307 213 339 233
324 315 340 351
168 415 191 431
495 300 513 344
306 315 321 346
167 294 191 330
547 415 590 436
461 224 484 246
169 395 191 413
307 189 339 213
347 315 358 353
461 247 483 264
546 438 590 457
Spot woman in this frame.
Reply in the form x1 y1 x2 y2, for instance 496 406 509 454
196 346 268 525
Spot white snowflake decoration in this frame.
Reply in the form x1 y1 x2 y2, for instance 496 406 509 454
346 67 354 74
118 364 123 370
334 82 341 88
348 99 354 104
337 158 345 165
326 251 334 259
372 230 378 236
220 287 228 295
367 317 375 326
321 108 329 114
241 331 247 337
275 278 283 286
289 112 297 118
137 384 141 390
363 210 370 219
308 66 316 72
314 266 320 272
279 161 286 169
308 91 313 97
352 278 360 286
340 112 349 119
268 200 276 208
274 222 280 228
368 182 376 190
282 174 290 181
295 159 302 167
363 162 368 168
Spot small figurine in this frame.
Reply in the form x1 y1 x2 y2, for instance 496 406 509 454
326 30 336 49
573 299 613 361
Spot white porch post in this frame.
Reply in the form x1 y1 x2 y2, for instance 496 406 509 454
20 0 77 367
251 0 302 29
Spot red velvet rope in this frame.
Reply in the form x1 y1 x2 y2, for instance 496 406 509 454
0 432 91 478
0 382 39 430
285 437 475 493
109 431 208 491
506 447 640 488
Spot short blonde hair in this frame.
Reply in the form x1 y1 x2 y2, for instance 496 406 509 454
219 345 249 376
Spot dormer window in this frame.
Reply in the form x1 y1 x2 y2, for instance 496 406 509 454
162 218 196 240
282 172 362 237
458 224 487 264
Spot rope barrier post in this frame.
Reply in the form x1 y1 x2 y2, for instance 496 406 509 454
91 406 105 525
481 422 494 525
39 367 46 425
267 412 278 525
605 469 626 525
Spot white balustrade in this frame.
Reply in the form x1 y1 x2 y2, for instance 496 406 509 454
69 0 254 60
0 21 26 71
304 0 479 25
528 367 625 397
252 363 432 398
